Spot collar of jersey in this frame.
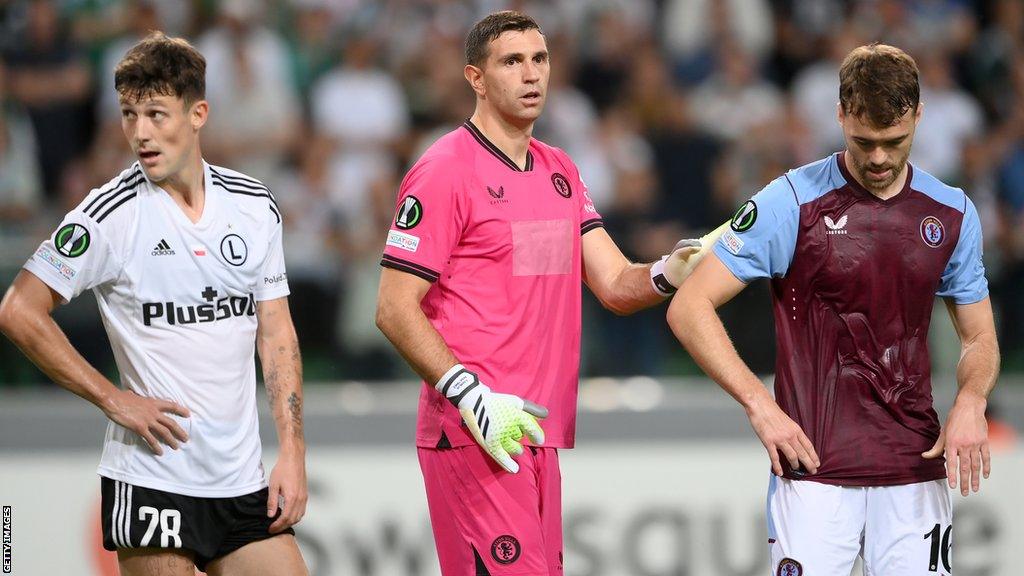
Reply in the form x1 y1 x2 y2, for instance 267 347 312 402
149 160 220 229
835 151 914 206
462 119 535 173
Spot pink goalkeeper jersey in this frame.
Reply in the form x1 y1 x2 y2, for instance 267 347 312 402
381 120 603 449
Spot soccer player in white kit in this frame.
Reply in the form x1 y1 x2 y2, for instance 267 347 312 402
0 33 308 575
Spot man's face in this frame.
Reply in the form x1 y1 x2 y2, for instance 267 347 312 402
839 104 920 191
474 29 550 124
120 93 206 183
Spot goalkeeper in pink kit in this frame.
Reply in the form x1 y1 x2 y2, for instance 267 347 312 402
375 11 722 576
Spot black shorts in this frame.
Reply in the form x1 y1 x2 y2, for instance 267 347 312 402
100 477 294 571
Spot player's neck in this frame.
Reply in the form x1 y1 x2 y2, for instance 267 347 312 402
156 154 206 224
469 111 534 170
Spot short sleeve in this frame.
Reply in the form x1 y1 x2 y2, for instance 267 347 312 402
255 216 290 301
23 212 120 302
577 171 604 235
380 156 466 282
936 197 988 304
713 176 800 283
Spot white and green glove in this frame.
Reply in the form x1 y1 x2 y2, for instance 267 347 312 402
649 219 731 296
436 364 548 473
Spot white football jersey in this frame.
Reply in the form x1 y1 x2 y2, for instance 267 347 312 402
24 161 289 497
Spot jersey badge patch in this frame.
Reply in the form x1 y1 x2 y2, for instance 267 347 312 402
731 201 757 232
722 230 745 254
220 234 248 266
35 246 77 280
824 215 848 235
54 223 90 258
551 173 572 198
777 557 802 576
920 216 944 247
395 196 423 229
386 230 420 252
491 535 521 565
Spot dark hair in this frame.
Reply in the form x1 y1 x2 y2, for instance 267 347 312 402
465 11 542 66
114 31 205 106
839 43 920 127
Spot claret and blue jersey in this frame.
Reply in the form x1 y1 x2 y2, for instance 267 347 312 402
715 152 988 486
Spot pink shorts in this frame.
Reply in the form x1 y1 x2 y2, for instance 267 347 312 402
418 445 563 576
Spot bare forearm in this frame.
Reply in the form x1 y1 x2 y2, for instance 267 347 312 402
955 332 1000 403
0 308 118 411
596 262 665 315
667 295 770 410
259 332 305 455
376 303 457 384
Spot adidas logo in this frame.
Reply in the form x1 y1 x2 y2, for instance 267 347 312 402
152 239 176 256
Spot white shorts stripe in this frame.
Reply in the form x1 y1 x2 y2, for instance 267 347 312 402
124 483 133 547
111 480 123 547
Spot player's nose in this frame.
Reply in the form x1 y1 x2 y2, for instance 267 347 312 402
868 147 888 166
522 61 540 82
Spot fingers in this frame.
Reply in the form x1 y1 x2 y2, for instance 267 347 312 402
269 487 308 533
502 435 524 457
944 445 957 490
269 492 290 533
522 400 549 419
157 415 188 444
672 239 701 252
767 444 783 476
981 443 991 479
159 399 191 419
266 482 281 519
520 414 545 445
149 419 181 451
139 430 164 456
959 448 972 496
970 447 981 494
778 443 801 472
921 437 945 459
792 434 820 475
491 444 519 474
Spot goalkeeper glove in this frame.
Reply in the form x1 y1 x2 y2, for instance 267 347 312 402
436 364 548 473
649 219 731 296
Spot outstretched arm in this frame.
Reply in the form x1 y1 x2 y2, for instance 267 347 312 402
666 254 819 476
0 270 189 454
256 297 307 532
922 297 1000 496
583 223 724 315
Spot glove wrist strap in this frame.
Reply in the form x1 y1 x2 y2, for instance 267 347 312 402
435 364 487 409
650 256 677 297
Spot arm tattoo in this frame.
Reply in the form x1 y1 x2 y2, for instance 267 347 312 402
264 363 281 406
287 392 303 433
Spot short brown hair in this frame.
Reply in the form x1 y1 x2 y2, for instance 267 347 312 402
114 31 205 105
465 11 542 67
839 43 919 127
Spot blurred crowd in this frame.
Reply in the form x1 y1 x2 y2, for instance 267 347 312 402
1 0 1023 383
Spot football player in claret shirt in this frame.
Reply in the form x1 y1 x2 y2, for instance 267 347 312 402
0 32 308 575
669 43 1000 575
375 10 722 576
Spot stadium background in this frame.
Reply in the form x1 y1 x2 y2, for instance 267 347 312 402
1 0 1022 574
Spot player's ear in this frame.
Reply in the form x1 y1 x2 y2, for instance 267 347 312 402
913 102 923 125
465 64 485 97
190 99 209 131
836 102 845 127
